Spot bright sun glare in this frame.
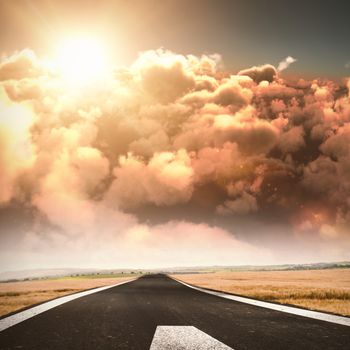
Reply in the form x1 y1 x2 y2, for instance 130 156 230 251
54 37 110 86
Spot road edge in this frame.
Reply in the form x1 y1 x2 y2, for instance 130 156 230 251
171 276 350 327
0 277 137 332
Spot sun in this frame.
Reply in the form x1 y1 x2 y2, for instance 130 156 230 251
54 36 110 86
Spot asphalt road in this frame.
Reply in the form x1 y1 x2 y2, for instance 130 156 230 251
0 274 349 349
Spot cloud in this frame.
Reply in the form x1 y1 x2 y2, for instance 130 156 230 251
0 88 35 203
213 107 280 154
133 50 196 103
238 64 277 83
278 125 305 154
105 150 194 209
0 48 350 270
0 50 42 81
216 192 258 215
277 56 297 72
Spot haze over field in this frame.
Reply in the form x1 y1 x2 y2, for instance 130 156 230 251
0 0 350 272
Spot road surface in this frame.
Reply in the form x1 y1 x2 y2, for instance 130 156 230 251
0 274 349 349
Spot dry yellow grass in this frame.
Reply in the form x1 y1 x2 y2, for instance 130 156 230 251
173 269 350 316
0 276 132 317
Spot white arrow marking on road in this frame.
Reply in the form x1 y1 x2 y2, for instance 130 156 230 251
150 326 233 350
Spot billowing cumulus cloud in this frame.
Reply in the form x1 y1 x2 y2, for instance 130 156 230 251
238 64 277 83
105 150 194 209
0 48 350 272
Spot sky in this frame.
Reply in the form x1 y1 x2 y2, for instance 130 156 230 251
1 0 350 77
0 0 350 272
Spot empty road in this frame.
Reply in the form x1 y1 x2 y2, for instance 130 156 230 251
0 274 349 349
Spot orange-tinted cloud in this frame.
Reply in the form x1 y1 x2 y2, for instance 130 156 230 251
1 48 350 270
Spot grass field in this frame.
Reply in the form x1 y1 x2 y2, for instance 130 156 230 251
0 274 137 317
173 269 350 316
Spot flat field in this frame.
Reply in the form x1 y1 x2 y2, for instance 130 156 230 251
173 269 350 316
0 274 135 317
